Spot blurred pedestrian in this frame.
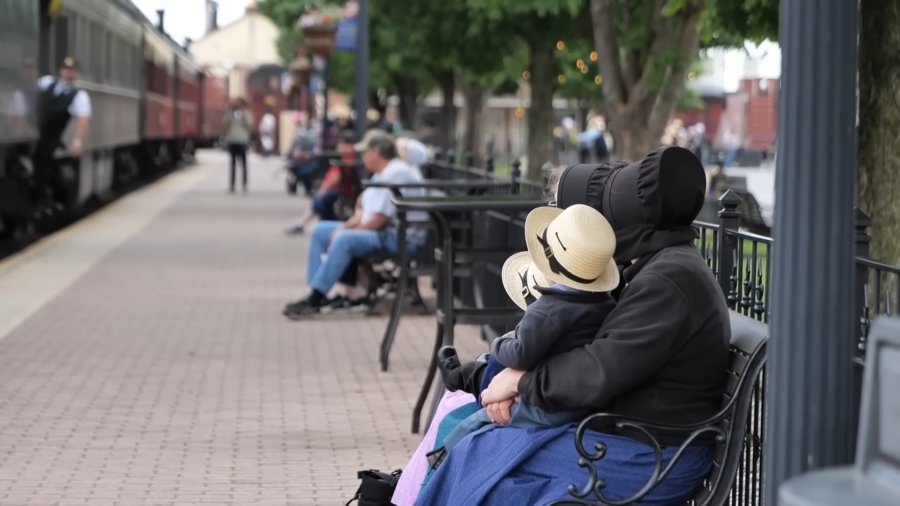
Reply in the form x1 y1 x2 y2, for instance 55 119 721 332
222 97 253 193
287 113 318 195
259 108 276 157
285 129 356 235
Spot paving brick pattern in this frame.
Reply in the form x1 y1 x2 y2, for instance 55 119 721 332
0 152 487 505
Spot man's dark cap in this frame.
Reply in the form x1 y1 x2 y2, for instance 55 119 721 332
61 57 78 70
353 129 395 153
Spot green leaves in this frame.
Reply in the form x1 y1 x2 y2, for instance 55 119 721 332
256 0 782 116
257 0 307 29
703 0 779 45
467 0 583 18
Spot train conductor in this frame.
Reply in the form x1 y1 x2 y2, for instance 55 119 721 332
32 56 92 205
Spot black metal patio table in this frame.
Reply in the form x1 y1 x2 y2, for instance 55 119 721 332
371 181 519 369
389 193 548 433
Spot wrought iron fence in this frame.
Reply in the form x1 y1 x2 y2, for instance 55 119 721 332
424 150 890 506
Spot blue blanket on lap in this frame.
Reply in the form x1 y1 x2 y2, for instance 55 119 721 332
415 422 712 506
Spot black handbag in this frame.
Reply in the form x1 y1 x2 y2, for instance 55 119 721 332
345 469 402 506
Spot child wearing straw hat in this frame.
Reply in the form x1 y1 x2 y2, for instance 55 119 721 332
432 204 619 462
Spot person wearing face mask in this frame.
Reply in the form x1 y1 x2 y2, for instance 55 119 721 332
405 148 730 506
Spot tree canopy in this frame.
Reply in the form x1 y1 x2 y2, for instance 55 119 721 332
257 0 782 165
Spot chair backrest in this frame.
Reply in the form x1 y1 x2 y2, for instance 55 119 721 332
691 310 768 506
855 316 900 487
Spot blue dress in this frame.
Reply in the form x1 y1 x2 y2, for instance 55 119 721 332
415 418 712 506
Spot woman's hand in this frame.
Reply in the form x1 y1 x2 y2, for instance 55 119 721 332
482 368 524 423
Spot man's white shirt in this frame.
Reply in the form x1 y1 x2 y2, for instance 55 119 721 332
37 76 92 118
360 159 428 244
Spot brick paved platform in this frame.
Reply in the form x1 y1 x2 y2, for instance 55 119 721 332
0 151 486 505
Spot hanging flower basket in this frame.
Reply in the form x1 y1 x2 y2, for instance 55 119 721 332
302 24 338 56
298 5 343 56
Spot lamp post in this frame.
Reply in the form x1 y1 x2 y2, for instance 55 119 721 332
299 10 340 147
289 45 311 112
353 0 369 140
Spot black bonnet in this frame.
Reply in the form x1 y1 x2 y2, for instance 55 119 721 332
553 150 705 264
555 161 631 212
601 146 706 263
601 146 706 230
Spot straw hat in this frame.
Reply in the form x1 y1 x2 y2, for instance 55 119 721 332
501 252 549 310
524 204 619 292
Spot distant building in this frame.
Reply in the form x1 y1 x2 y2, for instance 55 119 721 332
189 0 280 99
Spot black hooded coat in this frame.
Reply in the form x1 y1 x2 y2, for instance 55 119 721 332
518 147 732 445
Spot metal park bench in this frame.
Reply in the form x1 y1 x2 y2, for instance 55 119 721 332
548 310 768 506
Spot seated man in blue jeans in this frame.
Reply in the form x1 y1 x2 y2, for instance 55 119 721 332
283 131 426 318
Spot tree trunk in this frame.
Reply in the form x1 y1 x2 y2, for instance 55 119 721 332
436 70 457 151
858 0 900 264
394 75 419 130
589 0 701 162
525 44 556 181
610 107 657 162
458 75 486 163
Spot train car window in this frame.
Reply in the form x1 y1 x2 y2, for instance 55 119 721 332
51 15 67 72
145 44 155 93
123 39 131 88
133 44 141 89
126 42 133 89
110 35 118 87
118 39 125 88
75 16 88 80
74 16 83 78
105 30 113 85
135 44 141 89
93 23 104 83
95 22 102 82
87 20 96 82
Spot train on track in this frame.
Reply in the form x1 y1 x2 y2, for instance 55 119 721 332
0 0 228 240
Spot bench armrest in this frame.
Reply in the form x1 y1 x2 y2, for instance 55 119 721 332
545 413 726 506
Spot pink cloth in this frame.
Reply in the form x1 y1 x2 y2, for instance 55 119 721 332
391 390 476 506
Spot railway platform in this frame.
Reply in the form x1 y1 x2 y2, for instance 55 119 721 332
0 150 485 506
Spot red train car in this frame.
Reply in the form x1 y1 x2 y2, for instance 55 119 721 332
199 71 228 147
174 52 201 153
1 2 232 240
143 25 175 145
